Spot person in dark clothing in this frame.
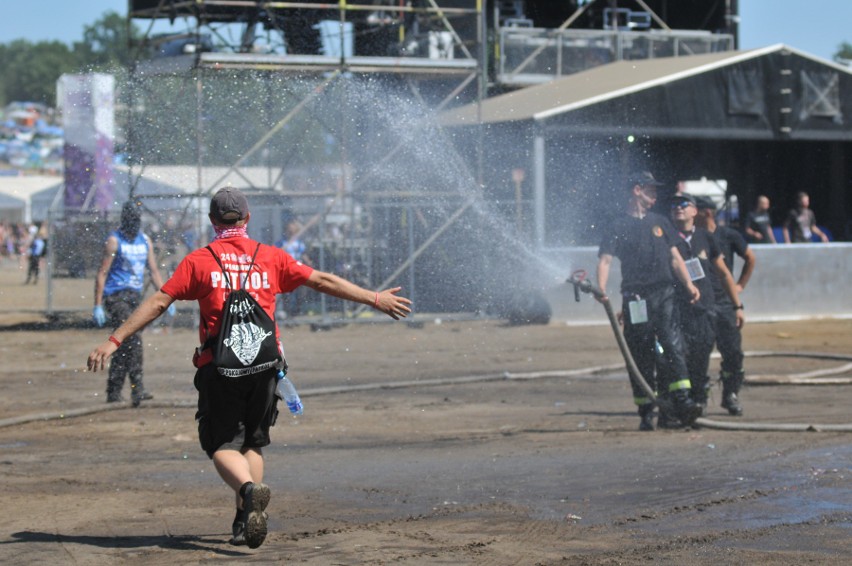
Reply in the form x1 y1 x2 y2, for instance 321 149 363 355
782 192 829 243
669 194 744 419
744 195 776 244
93 201 167 406
596 171 703 431
695 196 754 415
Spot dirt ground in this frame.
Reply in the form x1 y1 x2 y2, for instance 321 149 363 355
1 260 851 565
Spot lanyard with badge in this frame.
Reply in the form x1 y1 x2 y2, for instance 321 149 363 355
627 294 648 324
679 230 705 282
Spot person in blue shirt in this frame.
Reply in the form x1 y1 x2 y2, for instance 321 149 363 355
24 224 47 284
93 201 167 406
275 219 313 319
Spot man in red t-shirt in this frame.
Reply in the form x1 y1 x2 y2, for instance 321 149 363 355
87 187 411 549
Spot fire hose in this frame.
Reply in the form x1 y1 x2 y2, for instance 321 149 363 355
566 270 852 432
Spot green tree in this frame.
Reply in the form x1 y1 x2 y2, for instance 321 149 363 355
72 11 141 71
834 41 852 65
0 11 145 105
0 39 78 105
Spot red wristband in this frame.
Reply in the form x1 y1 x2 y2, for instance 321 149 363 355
374 292 380 309
108 335 122 348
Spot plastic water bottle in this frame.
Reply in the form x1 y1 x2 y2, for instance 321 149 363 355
276 370 303 415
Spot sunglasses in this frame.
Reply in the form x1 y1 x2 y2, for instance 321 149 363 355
671 201 694 209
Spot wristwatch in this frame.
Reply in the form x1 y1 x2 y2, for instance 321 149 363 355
734 303 744 310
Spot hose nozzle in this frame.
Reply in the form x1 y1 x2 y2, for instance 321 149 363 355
567 269 603 301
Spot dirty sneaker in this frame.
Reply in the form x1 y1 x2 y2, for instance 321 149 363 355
230 510 246 546
242 482 271 549
230 511 267 546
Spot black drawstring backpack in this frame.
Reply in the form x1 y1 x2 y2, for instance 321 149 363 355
204 243 281 377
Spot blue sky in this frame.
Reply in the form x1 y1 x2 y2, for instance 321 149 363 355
0 0 850 62
738 0 852 60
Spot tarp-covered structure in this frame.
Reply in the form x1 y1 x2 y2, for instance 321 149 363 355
0 169 192 225
0 175 62 224
441 45 852 246
0 191 25 223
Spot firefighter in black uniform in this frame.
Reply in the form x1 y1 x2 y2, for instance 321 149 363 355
694 196 754 415
597 171 703 431
668 194 744 421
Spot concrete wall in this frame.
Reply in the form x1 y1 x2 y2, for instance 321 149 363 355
540 243 852 325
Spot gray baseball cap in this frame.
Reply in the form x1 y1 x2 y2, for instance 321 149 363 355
209 187 248 223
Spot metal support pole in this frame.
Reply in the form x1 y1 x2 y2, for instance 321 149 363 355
407 205 416 315
319 212 328 321
339 0 346 64
476 0 486 189
196 68 204 194
533 128 546 250
45 209 55 316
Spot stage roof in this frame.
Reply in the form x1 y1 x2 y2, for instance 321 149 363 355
440 45 852 141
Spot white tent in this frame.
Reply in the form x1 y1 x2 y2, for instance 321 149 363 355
0 174 62 223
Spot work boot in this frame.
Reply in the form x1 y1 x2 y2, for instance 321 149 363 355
720 370 745 416
656 393 684 429
690 395 707 418
131 390 154 408
230 508 246 546
106 388 124 403
637 404 656 431
657 410 684 429
670 389 702 427
721 392 742 416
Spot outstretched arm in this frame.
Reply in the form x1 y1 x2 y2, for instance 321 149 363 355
303 270 412 320
87 291 175 371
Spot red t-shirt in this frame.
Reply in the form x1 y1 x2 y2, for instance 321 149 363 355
161 236 314 344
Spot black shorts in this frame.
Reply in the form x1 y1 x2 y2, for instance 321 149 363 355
194 364 279 459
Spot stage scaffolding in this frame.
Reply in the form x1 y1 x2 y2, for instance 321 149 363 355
120 1 487 319
42 2 743 320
